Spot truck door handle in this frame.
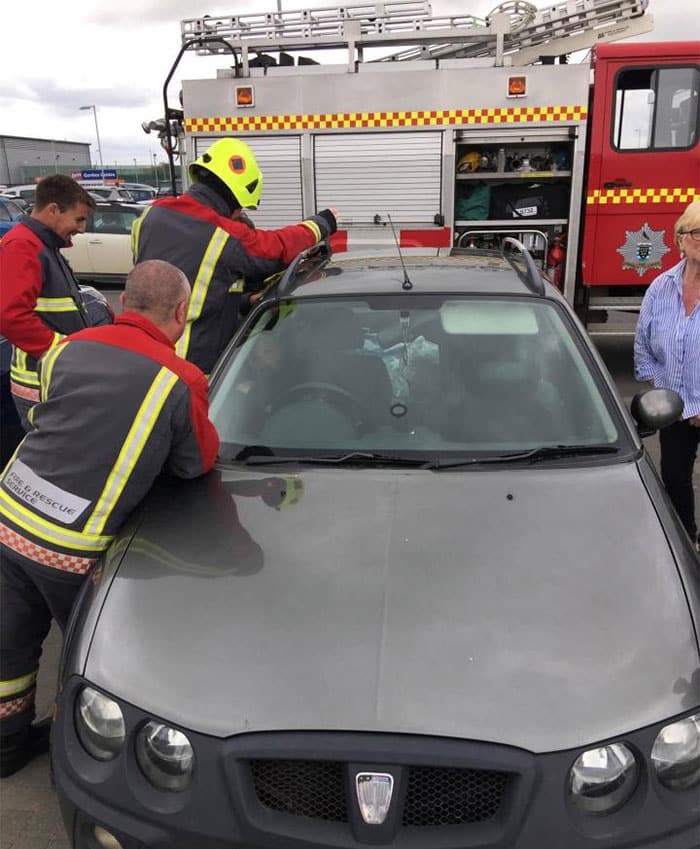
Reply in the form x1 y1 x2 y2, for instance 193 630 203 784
603 180 633 189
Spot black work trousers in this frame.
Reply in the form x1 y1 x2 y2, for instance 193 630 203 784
0 548 85 737
659 418 700 543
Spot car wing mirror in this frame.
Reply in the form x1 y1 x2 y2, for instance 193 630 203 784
630 388 683 437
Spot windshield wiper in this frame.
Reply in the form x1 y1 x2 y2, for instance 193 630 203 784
231 450 431 468
428 444 620 470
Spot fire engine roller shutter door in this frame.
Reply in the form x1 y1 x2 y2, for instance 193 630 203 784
314 132 443 225
194 136 303 228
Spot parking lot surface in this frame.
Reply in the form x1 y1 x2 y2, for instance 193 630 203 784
0 329 697 849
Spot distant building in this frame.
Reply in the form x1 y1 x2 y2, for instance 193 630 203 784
0 135 92 186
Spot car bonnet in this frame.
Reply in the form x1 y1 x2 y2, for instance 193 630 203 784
83 463 699 753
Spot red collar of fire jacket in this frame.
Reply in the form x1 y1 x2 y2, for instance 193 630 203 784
113 312 175 349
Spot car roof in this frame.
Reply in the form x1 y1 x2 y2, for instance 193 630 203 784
293 253 563 301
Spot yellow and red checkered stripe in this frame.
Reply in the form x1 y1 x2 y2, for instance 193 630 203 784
587 187 698 205
0 692 34 720
0 523 97 575
186 104 587 134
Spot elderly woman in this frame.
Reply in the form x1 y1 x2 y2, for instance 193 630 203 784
634 200 700 549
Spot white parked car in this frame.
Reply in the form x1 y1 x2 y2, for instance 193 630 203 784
1 184 39 206
61 202 141 288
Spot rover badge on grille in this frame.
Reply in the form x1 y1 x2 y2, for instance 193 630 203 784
355 772 394 825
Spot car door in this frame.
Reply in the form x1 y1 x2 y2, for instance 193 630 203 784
84 208 138 279
583 45 699 287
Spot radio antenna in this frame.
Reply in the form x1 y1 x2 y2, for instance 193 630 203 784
387 214 413 290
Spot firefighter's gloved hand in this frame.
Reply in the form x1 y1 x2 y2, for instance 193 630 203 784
317 208 339 235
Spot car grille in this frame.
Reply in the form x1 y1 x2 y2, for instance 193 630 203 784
402 765 508 825
250 759 348 822
249 759 509 826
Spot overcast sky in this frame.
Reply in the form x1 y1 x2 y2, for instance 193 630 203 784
0 0 692 166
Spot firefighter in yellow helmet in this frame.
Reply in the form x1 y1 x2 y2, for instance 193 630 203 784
132 137 339 374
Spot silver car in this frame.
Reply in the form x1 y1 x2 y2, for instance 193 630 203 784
52 245 699 849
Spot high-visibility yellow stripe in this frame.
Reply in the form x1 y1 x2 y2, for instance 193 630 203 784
9 366 40 386
84 368 179 535
302 220 322 242
228 278 244 293
131 205 153 258
176 227 229 359
39 341 67 402
13 349 28 372
0 489 110 551
0 672 37 698
10 335 64 386
35 297 79 312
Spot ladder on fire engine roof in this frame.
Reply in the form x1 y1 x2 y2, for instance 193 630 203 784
180 0 654 70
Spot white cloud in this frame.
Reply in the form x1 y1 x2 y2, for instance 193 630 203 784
0 0 693 164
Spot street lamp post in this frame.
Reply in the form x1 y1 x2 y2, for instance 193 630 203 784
79 105 104 177
152 153 158 187
133 157 139 182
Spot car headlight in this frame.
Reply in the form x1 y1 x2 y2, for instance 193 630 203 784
651 713 700 791
75 687 125 761
136 721 194 791
568 743 638 814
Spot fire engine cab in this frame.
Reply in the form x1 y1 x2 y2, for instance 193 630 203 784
159 0 699 327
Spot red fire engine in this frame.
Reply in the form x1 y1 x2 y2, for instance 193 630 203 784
154 0 699 327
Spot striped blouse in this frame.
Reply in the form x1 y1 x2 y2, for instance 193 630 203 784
634 258 700 420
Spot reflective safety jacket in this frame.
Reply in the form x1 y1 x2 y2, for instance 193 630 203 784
131 182 337 374
0 217 90 405
0 312 219 575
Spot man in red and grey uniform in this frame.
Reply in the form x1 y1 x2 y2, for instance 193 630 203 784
0 260 219 778
132 136 338 374
0 175 98 429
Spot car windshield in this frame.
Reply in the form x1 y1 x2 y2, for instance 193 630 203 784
210 294 624 464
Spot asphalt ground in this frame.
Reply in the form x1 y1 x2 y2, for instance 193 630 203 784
0 319 698 848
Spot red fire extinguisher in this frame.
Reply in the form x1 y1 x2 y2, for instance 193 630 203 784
546 233 567 289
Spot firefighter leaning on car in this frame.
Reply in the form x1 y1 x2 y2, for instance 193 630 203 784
0 175 99 430
0 260 220 779
131 136 338 374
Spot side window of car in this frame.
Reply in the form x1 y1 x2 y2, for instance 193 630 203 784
93 211 130 234
0 205 10 222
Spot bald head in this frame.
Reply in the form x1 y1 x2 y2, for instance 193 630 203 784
122 260 191 324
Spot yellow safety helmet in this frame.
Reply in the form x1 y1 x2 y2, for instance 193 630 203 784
457 151 481 174
189 138 263 209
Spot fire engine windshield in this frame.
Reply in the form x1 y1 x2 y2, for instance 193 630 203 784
210 294 624 463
